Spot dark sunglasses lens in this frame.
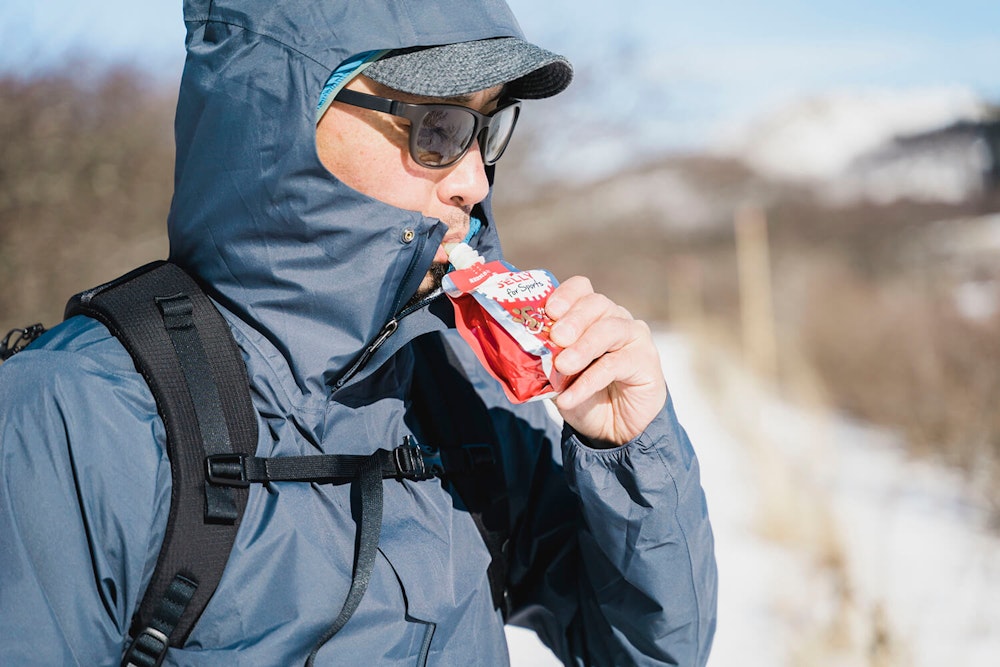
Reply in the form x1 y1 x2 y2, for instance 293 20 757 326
414 108 477 167
483 105 519 164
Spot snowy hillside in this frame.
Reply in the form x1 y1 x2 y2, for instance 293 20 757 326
506 332 1000 666
720 86 987 179
716 86 994 203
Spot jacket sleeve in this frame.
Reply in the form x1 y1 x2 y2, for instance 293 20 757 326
0 327 170 666
506 397 717 667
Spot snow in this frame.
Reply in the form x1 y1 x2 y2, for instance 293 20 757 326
718 86 988 182
506 626 562 666
506 332 1000 665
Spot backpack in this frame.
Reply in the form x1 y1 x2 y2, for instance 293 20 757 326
3 261 510 667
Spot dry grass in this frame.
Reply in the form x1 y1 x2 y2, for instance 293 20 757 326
793 254 1000 517
688 329 911 667
0 67 174 333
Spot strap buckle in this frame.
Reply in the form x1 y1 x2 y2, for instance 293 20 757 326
205 453 249 487
392 440 442 481
0 323 46 360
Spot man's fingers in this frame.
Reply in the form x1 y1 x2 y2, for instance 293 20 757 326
556 355 616 410
554 316 641 376
555 340 653 410
543 276 595 320
549 291 619 348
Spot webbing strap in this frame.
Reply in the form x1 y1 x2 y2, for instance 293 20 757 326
204 439 492 664
205 443 444 487
121 575 197 667
305 455 384 666
156 293 238 523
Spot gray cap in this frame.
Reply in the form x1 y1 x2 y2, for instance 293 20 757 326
363 37 573 100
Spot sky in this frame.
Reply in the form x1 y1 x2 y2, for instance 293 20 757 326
3 1 999 168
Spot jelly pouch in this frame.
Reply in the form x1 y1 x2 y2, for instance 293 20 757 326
442 243 574 403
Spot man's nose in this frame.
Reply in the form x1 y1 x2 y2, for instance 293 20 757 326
438 140 490 208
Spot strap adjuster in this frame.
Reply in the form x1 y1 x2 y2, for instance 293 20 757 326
392 444 437 481
205 453 249 487
122 626 169 667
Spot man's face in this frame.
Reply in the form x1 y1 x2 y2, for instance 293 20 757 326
316 75 503 300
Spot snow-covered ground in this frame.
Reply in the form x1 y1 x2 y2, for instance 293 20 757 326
506 332 1000 666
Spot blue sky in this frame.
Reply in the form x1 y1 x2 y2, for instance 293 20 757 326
512 2 998 132
4 1 998 155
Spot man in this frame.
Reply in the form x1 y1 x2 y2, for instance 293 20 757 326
0 0 717 665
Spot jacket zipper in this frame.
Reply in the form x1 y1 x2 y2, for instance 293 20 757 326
332 292 443 390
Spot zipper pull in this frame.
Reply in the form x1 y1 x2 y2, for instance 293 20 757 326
334 318 398 389
332 290 443 391
370 318 399 352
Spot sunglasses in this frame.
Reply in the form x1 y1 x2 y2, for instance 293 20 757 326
334 88 522 169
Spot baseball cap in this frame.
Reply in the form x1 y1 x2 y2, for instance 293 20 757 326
363 36 573 100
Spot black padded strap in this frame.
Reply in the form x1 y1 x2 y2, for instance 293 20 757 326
66 261 258 649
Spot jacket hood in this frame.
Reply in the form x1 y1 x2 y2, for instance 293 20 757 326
168 0 526 400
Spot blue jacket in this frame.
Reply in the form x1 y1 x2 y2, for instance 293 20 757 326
0 1 717 665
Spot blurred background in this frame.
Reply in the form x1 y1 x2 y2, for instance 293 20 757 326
2 2 999 665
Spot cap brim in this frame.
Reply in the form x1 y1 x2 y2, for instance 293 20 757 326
363 37 573 100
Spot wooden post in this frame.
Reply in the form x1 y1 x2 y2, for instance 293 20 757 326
667 253 705 329
735 204 778 381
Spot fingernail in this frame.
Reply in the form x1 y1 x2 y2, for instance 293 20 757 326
545 297 567 318
550 321 575 346
556 348 578 373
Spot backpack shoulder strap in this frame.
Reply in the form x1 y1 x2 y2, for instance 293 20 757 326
66 260 258 666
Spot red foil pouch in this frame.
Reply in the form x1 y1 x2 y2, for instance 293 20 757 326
442 256 573 403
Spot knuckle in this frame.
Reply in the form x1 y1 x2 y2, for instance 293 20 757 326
566 275 593 293
601 317 628 339
582 292 612 312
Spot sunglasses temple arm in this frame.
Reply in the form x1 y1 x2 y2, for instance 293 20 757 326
335 88 397 115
